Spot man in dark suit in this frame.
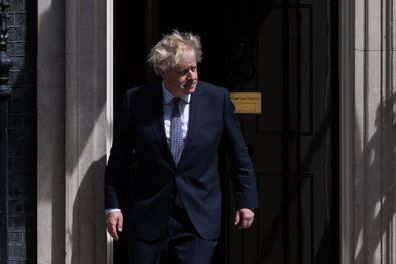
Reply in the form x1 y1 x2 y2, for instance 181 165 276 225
105 30 258 263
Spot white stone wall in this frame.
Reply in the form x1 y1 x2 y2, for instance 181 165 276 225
342 0 396 263
38 0 110 263
36 0 396 263
37 0 66 263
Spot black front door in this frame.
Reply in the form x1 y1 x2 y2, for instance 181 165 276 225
220 1 340 263
114 0 339 263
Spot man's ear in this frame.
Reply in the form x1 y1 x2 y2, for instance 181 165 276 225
160 70 166 79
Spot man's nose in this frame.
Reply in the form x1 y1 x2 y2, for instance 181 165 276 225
186 69 195 78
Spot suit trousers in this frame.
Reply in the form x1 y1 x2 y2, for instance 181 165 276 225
128 205 217 264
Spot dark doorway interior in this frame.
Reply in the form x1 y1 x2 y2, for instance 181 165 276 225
113 0 339 263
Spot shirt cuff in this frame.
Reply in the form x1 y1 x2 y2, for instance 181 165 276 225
105 208 121 215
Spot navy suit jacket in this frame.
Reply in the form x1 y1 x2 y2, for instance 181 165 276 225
105 81 258 241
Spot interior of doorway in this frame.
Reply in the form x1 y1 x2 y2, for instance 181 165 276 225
113 0 340 263
113 1 235 110
113 2 235 263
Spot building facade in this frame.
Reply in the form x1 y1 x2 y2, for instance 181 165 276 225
0 0 395 263
1 0 37 262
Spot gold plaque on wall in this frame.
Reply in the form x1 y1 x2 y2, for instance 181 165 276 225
229 92 262 114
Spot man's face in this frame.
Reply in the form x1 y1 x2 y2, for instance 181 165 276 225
161 51 198 97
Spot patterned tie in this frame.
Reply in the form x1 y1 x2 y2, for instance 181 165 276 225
170 97 183 165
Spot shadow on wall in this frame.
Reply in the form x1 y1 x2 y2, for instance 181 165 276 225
353 91 396 263
37 1 66 263
37 0 108 263
71 155 107 264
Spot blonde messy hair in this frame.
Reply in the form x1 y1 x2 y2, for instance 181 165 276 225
147 30 203 75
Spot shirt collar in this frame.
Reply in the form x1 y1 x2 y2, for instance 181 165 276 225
162 82 191 104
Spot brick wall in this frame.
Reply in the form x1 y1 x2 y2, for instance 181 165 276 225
6 0 37 262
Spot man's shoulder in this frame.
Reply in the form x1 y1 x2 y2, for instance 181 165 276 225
126 83 161 98
198 81 228 96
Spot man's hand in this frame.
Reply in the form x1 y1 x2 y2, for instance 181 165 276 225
106 211 123 241
234 208 255 229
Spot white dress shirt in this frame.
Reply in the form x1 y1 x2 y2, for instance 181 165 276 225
105 83 190 214
162 83 190 141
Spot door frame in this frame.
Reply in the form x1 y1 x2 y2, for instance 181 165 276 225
106 0 115 263
339 0 354 263
35 0 355 262
105 0 353 263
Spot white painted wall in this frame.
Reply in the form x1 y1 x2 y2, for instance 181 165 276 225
37 0 111 263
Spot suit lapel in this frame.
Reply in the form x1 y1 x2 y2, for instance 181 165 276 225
150 82 208 169
178 82 207 168
150 85 175 165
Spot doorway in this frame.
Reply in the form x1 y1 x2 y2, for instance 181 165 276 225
113 0 339 263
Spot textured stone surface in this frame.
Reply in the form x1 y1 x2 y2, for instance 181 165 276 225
6 0 37 262
37 0 109 263
65 1 108 262
36 0 66 263
351 1 396 263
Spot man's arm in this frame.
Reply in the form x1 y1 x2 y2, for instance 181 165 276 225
223 89 259 229
105 92 134 238
105 92 134 208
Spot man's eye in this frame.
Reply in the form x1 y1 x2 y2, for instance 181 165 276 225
179 67 196 75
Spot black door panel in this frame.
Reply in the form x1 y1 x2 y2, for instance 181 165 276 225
114 0 339 263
